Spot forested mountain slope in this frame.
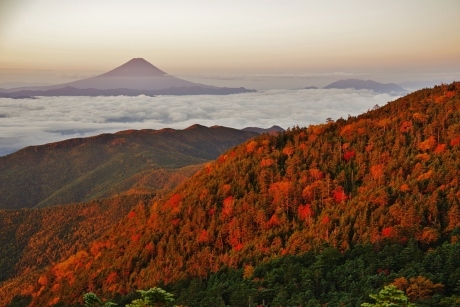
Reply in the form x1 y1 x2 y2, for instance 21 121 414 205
1 83 460 306
0 194 148 283
0 125 258 209
0 164 201 283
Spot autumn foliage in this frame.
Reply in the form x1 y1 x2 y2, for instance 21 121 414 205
1 83 460 306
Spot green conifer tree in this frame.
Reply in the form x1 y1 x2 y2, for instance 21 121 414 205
361 285 415 307
126 287 176 307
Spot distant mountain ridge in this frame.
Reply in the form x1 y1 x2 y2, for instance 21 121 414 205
242 125 285 134
324 78 407 94
2 85 254 98
0 91 34 99
0 125 258 209
0 58 255 97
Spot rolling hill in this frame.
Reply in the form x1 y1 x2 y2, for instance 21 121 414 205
1 83 460 306
0 125 258 209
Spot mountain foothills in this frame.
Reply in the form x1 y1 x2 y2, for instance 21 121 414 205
1 83 460 306
0 125 258 209
0 58 255 98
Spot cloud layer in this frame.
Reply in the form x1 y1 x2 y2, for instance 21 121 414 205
0 89 397 155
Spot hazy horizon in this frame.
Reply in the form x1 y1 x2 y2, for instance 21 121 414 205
1 0 459 87
1 65 459 91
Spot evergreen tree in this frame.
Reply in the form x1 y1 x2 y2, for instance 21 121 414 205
83 292 117 307
126 288 176 307
361 285 415 307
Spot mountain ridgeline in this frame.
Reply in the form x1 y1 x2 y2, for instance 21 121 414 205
324 79 407 94
0 125 258 209
242 125 285 134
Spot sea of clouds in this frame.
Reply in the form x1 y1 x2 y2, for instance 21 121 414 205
0 89 398 156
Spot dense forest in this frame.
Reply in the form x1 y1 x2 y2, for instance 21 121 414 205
167 241 459 306
1 83 460 306
0 162 205 284
0 125 257 209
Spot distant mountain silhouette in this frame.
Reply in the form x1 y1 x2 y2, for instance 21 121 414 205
304 86 318 89
100 58 167 77
0 91 34 99
0 92 13 98
324 79 407 94
3 85 253 98
1 58 255 97
242 125 285 134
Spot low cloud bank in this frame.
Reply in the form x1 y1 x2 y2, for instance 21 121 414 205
0 89 397 155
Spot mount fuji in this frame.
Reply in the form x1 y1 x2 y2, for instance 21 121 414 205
1 58 255 98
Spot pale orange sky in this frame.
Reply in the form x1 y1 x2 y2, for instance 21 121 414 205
0 0 459 80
